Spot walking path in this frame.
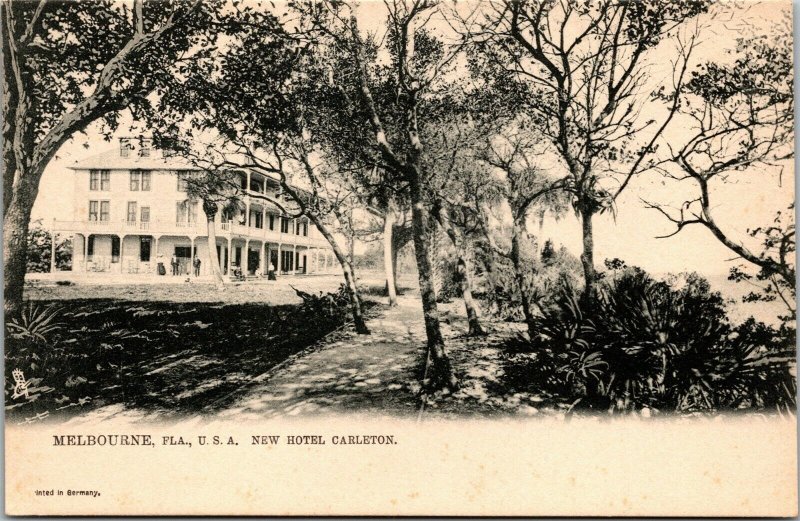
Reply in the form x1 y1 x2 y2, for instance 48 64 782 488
213 294 550 421
214 295 428 420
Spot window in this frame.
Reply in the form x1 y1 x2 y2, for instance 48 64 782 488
89 170 99 191
129 171 140 191
141 170 151 191
87 236 95 257
280 217 289 234
302 221 308 237
88 200 110 221
100 170 110 191
177 172 188 192
254 211 263 229
120 138 132 158
140 237 151 262
176 200 198 224
140 139 151 157
269 214 275 230
140 206 150 223
127 202 137 222
111 236 120 263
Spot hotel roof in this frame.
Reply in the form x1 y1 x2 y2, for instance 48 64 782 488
68 149 196 170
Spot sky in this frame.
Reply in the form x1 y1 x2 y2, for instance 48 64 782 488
30 0 794 278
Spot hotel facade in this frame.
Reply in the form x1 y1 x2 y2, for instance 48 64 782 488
50 138 336 279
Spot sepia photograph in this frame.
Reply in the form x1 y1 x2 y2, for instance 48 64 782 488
3 0 797 515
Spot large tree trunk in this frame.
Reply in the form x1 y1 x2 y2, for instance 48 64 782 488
203 201 225 290
409 180 458 391
580 208 597 309
511 216 537 339
457 240 485 337
312 214 370 335
3 178 37 317
383 209 398 306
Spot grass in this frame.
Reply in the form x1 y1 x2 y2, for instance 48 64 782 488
6 276 374 423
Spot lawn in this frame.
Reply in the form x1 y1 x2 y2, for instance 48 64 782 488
6 276 378 424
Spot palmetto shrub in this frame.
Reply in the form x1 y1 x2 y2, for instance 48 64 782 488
528 267 796 414
6 303 63 344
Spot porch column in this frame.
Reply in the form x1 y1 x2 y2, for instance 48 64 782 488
50 231 57 274
226 237 232 275
277 243 282 273
191 237 196 276
70 233 76 272
245 239 250 274
261 242 267 275
265 244 271 272
293 244 297 275
83 234 90 272
119 235 125 274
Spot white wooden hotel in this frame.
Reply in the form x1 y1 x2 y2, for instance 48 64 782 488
50 138 336 279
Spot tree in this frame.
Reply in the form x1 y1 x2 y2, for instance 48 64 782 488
643 26 794 319
152 10 373 334
2 0 230 315
321 1 471 390
181 169 244 289
479 129 566 338
463 0 707 306
25 219 71 273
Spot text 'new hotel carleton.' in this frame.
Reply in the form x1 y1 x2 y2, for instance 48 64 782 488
51 138 336 279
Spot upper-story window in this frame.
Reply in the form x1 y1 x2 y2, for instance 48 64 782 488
177 172 189 192
176 200 198 224
280 217 290 234
269 214 275 230
90 170 110 191
127 202 137 222
130 170 152 191
89 200 110 221
140 139 152 157
120 138 133 158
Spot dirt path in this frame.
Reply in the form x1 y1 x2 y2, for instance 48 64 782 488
213 294 555 421
214 295 427 420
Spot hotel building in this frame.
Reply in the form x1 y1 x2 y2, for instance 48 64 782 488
50 138 336 279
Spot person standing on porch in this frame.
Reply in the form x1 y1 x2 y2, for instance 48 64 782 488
193 256 201 277
171 254 179 276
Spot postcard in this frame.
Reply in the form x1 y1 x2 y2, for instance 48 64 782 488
4 0 797 515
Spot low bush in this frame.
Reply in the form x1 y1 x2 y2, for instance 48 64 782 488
521 266 796 414
478 242 582 321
